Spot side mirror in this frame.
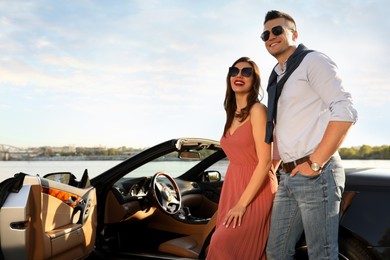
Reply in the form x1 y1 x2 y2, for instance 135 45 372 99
203 171 221 182
43 172 77 185
179 151 201 160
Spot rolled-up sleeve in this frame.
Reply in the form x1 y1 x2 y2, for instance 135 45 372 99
330 98 358 123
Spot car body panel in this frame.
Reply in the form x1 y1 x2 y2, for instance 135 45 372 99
340 168 390 258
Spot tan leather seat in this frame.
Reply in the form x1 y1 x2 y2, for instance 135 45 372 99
158 212 217 258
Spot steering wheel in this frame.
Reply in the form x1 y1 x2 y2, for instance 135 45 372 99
151 172 182 215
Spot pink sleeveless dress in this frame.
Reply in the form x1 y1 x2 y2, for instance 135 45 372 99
207 120 278 260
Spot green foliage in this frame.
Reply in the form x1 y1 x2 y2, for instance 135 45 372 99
339 145 390 159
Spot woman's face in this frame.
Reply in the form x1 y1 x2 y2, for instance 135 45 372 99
229 61 254 94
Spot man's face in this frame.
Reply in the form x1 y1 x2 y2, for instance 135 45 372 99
262 18 297 60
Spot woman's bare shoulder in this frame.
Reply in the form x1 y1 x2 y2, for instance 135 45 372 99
250 102 267 114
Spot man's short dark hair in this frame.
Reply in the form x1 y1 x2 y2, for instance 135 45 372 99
264 10 296 27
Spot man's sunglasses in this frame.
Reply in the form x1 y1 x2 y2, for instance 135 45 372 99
228 67 253 77
261 25 292 42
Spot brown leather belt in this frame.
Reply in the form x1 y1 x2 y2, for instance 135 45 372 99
282 156 310 172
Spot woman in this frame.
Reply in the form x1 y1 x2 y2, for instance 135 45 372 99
206 57 278 260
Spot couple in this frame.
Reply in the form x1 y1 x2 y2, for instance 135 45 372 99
206 10 358 260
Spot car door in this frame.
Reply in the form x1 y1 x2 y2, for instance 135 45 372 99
0 172 97 260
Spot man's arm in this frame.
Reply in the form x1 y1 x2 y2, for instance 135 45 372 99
291 121 353 176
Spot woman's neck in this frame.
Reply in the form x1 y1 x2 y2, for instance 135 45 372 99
235 94 248 110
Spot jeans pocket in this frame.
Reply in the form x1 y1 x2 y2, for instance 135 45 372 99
297 171 321 179
324 157 346 196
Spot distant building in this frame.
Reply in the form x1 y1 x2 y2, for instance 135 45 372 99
49 146 77 154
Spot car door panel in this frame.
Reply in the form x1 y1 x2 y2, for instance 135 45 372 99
0 175 97 260
0 184 46 259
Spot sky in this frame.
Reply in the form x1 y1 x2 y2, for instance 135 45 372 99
0 0 389 149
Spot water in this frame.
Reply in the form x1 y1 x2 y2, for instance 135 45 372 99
0 160 122 182
0 160 228 182
0 159 389 183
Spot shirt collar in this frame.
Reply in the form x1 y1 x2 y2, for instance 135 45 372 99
275 61 287 75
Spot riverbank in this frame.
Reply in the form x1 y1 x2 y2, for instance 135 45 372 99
4 155 131 161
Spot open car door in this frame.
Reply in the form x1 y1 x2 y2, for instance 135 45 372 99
0 171 97 260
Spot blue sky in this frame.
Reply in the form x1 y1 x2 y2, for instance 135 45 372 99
0 0 389 149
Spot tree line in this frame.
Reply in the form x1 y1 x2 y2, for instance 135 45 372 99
339 145 390 159
8 144 389 160
62 145 389 160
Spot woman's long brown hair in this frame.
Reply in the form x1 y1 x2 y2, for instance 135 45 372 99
223 57 263 136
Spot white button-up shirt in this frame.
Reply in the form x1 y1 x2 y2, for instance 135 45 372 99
274 51 358 163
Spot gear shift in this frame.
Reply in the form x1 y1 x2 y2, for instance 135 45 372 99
182 206 192 219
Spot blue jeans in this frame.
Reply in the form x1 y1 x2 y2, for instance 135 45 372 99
266 156 345 260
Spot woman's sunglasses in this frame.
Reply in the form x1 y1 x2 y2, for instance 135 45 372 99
261 25 293 42
228 67 253 77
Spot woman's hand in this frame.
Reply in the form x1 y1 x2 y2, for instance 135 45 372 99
223 204 247 228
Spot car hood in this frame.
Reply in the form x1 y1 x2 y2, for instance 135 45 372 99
345 168 390 191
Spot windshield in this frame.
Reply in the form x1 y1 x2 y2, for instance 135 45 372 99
123 150 229 179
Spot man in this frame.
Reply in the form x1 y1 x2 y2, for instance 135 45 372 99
261 10 358 259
